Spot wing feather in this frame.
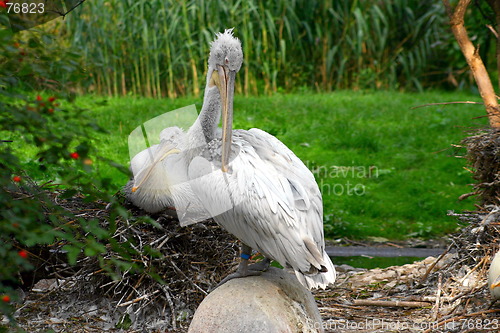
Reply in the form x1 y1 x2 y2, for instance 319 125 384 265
189 128 335 289
215 130 333 284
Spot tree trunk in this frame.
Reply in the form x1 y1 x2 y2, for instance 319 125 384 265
443 0 500 129
486 0 500 92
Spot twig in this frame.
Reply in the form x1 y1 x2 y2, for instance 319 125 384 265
169 259 208 295
407 296 453 303
432 273 443 321
418 244 452 285
47 0 87 18
411 101 483 109
459 255 486 285
352 299 431 308
319 303 364 311
160 285 178 329
117 290 160 307
486 24 499 38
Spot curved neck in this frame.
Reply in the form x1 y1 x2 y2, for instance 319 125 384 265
198 85 221 143
186 73 221 151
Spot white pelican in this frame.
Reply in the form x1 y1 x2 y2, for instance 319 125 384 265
130 29 336 289
489 250 500 300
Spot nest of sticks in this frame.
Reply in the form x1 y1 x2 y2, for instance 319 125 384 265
415 206 500 329
462 128 500 205
9 180 239 332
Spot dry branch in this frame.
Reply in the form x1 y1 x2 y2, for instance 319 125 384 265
443 0 500 128
117 290 160 307
352 299 431 308
411 101 484 109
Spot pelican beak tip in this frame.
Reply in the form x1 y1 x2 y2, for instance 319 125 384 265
131 186 138 193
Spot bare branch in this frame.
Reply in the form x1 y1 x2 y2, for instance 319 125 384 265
443 0 500 128
486 24 499 39
352 299 432 308
411 101 483 109
46 0 87 19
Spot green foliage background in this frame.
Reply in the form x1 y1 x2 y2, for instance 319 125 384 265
0 0 498 326
58 0 497 97
0 17 160 326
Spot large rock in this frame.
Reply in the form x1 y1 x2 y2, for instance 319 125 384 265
188 267 324 333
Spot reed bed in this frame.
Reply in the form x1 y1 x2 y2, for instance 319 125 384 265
59 0 449 97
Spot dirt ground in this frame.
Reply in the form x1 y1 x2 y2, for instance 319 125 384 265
6 251 499 333
4 194 500 333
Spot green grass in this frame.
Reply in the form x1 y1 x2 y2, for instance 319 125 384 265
4 90 480 240
69 90 486 240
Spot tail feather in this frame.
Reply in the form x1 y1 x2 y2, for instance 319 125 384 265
295 251 336 290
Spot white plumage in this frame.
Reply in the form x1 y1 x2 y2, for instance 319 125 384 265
489 250 500 300
127 29 336 289
126 126 185 213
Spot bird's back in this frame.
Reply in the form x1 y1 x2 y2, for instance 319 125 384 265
188 128 335 289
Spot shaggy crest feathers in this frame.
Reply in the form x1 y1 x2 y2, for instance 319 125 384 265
208 28 243 72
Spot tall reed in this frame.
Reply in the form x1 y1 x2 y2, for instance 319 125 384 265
61 0 450 96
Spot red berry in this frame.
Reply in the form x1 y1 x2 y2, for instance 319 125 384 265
0 2 6 9
18 250 28 259
1 295 10 303
36 95 42 101
48 96 56 102
70 152 79 159
48 108 54 114
12 175 21 182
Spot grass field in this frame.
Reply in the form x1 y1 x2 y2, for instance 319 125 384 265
18 90 487 240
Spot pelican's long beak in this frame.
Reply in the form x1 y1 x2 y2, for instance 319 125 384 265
131 143 180 192
491 275 500 289
217 65 235 173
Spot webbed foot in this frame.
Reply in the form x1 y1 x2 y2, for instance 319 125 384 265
217 245 271 287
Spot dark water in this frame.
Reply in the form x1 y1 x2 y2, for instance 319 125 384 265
331 256 424 269
326 246 446 269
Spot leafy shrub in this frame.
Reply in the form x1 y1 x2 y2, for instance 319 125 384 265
0 17 148 329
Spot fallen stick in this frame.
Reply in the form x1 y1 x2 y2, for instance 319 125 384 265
352 299 431 308
118 290 160 307
319 303 364 310
408 296 452 303
432 273 443 321
418 245 451 286
411 101 483 109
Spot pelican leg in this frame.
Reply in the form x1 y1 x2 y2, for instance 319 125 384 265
217 244 264 287
248 257 271 272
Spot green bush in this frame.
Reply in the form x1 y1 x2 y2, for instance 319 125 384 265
0 18 153 328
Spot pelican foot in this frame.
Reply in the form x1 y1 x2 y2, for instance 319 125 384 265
217 256 272 288
217 269 263 288
248 258 271 272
